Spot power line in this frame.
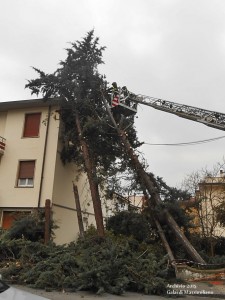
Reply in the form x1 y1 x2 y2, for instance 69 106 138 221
144 135 225 147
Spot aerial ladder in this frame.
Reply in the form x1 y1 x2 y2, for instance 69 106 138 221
110 86 225 131
106 84 225 280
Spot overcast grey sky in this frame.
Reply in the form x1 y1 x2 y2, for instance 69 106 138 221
1 0 225 187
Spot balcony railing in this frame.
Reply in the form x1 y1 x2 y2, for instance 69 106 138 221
0 136 6 156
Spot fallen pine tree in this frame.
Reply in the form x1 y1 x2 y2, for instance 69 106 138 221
0 227 172 295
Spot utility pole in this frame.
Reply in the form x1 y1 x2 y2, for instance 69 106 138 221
102 94 205 264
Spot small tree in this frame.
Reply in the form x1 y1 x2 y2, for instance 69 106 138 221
106 211 154 242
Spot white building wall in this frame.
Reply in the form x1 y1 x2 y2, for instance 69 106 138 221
0 105 59 208
0 112 7 136
52 144 96 244
38 107 60 207
0 100 107 244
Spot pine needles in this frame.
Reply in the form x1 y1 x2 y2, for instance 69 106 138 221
0 230 170 295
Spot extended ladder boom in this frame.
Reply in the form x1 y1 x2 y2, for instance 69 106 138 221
131 94 225 131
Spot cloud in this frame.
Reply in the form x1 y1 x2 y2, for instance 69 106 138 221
1 0 225 186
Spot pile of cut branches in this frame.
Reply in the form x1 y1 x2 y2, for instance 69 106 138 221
0 230 171 295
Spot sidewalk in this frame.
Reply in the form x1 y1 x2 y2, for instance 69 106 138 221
13 282 225 300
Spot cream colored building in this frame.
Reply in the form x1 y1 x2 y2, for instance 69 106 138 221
0 99 99 244
195 170 225 238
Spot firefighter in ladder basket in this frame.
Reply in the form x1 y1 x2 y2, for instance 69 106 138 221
110 82 120 107
108 82 137 117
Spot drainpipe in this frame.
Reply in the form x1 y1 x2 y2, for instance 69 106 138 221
38 105 51 208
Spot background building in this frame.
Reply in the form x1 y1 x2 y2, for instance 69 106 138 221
181 170 225 239
196 170 225 238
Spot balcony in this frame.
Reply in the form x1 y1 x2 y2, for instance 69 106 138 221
0 136 6 156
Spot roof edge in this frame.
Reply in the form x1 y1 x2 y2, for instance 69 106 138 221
0 98 60 111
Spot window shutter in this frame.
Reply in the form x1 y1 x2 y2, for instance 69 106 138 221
2 212 16 229
2 211 30 229
19 161 35 179
23 113 41 137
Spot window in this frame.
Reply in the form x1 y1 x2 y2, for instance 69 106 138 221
23 113 41 137
17 160 35 187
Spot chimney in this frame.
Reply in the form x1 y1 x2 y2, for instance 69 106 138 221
219 169 224 177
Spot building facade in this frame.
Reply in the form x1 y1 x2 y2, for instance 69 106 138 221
0 99 98 244
196 170 225 238
182 170 225 238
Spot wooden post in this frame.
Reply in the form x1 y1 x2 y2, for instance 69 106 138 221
73 183 85 237
44 199 51 244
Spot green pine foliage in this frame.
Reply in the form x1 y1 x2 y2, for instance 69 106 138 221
0 230 170 295
25 30 142 182
106 211 157 243
1 210 56 242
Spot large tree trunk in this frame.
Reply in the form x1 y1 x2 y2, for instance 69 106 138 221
102 95 205 263
75 111 105 236
119 129 205 263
